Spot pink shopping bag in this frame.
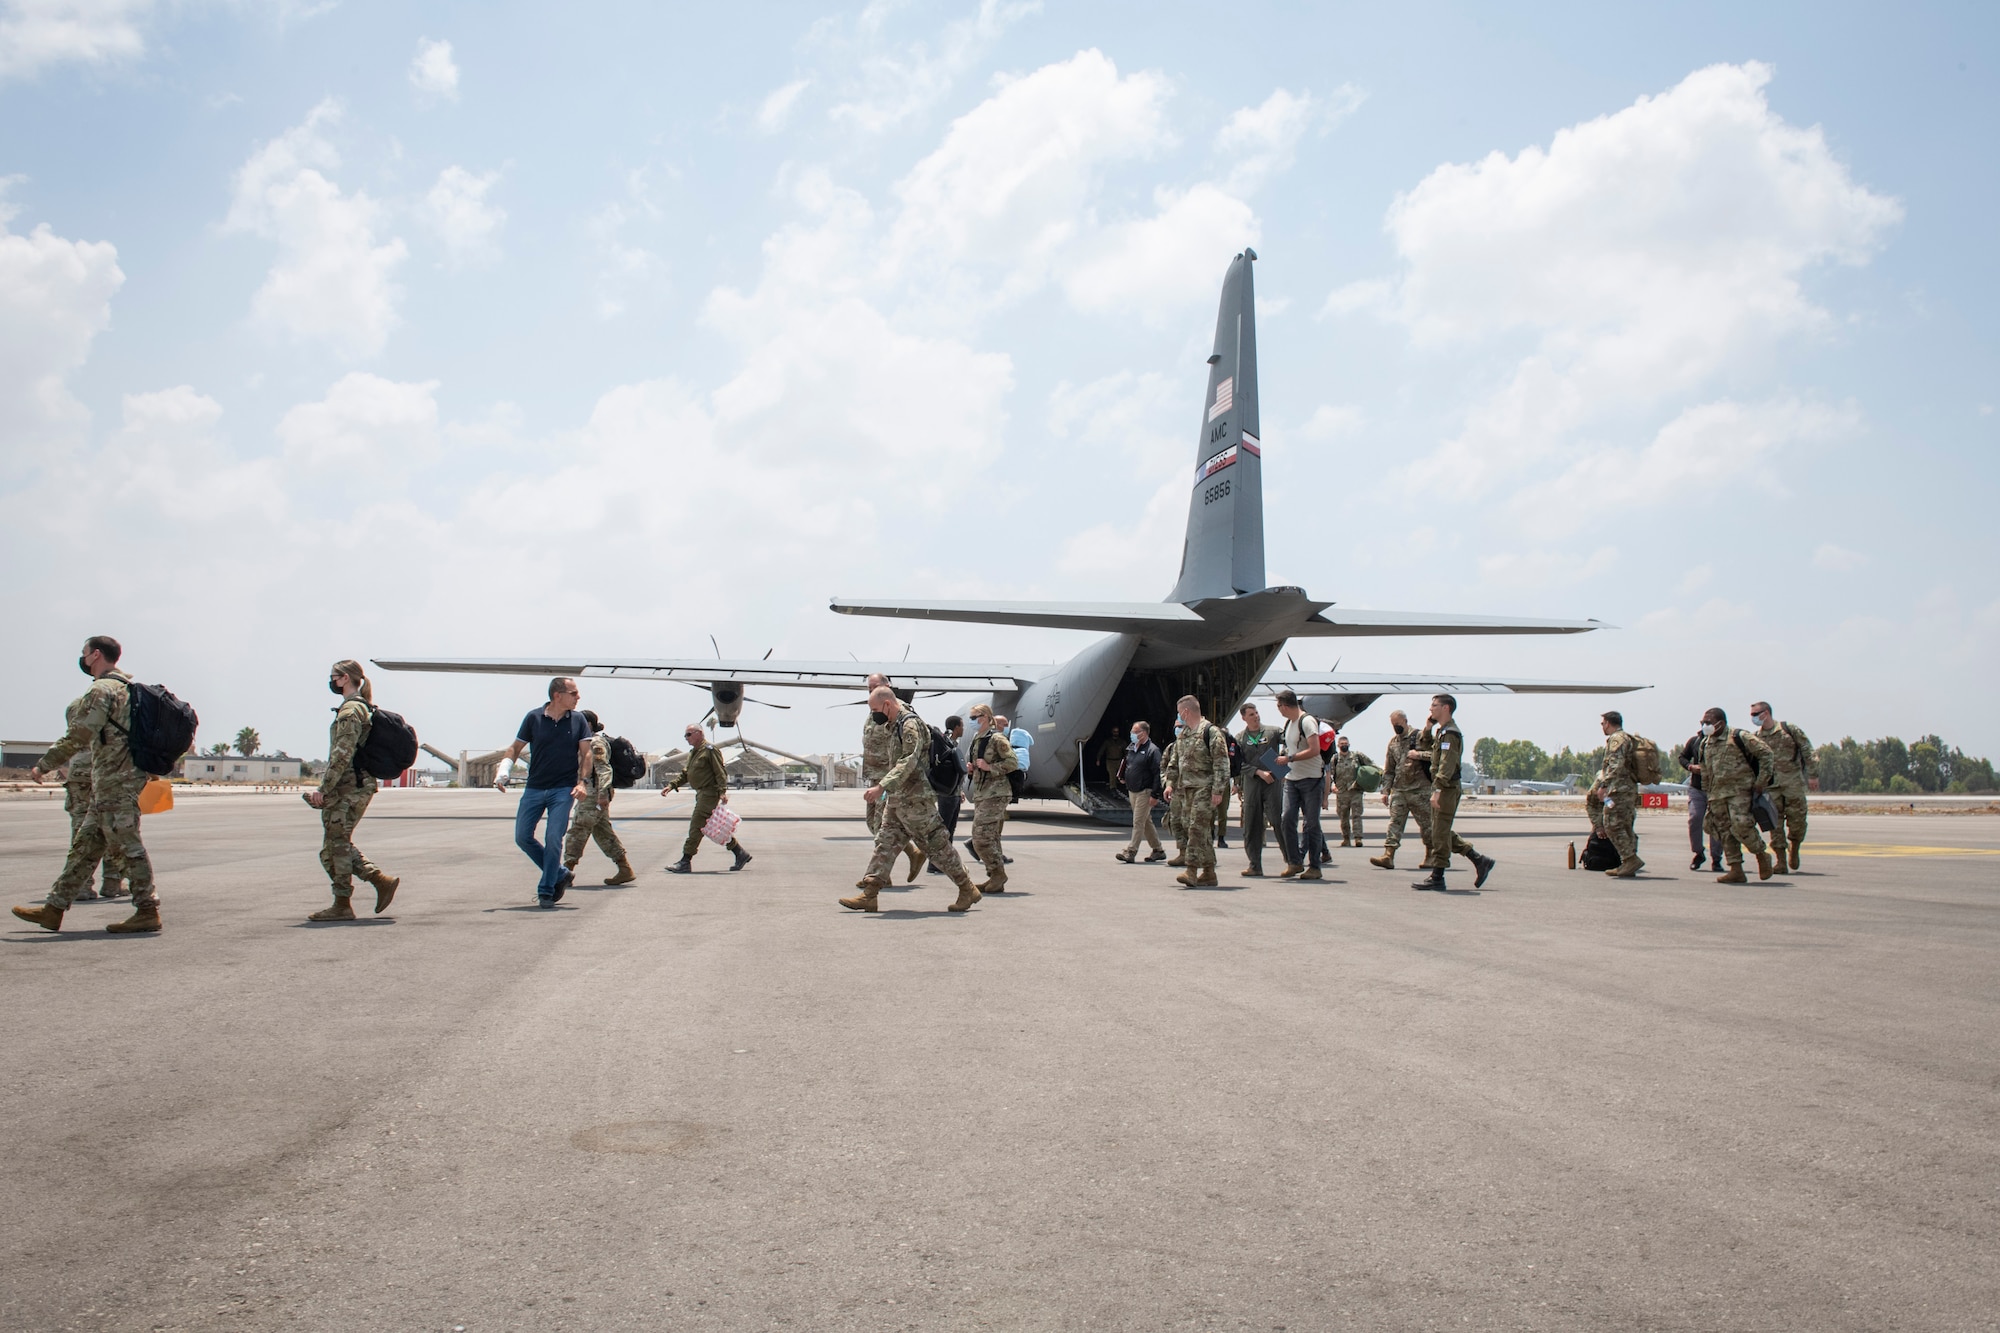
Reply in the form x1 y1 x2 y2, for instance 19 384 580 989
701 803 741 845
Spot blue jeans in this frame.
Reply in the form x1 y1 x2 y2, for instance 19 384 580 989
1281 776 1325 870
515 786 576 896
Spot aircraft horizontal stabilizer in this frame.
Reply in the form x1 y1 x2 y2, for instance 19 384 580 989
830 598 1202 632
1257 672 1645 696
372 656 1048 692
1294 610 1610 637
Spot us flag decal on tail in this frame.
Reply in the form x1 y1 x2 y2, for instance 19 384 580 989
1206 377 1234 422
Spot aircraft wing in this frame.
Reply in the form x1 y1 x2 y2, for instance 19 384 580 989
831 598 1202 632
1294 610 1609 636
1256 672 1645 696
371 656 1049 692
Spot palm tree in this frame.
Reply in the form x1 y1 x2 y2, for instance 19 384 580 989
209 742 231 756
235 727 260 757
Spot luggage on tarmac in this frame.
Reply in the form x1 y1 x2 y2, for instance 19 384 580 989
1580 831 1620 871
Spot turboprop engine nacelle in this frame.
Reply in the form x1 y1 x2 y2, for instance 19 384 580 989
710 683 745 726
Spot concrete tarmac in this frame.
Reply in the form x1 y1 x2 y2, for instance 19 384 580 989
2 787 1996 1331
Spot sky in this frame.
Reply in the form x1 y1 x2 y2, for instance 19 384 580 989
2 0 1996 765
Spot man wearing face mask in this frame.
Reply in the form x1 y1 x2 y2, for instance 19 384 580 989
1752 701 1815 870
1693 706 1776 883
1370 710 1434 871
842 687 981 912
1330 734 1371 847
13 636 162 934
1114 721 1166 864
1162 720 1190 867
860 673 925 883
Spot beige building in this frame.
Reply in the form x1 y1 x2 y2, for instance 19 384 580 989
181 754 304 783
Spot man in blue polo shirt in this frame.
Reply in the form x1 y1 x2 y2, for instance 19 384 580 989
493 676 596 906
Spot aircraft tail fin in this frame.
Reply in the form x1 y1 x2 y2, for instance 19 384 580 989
1167 248 1266 604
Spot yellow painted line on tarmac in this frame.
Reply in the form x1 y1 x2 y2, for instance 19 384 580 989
1806 842 2000 858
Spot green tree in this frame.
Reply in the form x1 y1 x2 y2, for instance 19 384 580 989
208 741 230 756
234 727 260 757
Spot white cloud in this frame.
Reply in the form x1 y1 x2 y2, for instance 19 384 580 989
419 165 504 268
1047 370 1180 454
1214 87 1332 196
1061 184 1257 322
756 78 809 133
277 373 441 475
0 0 152 81
1362 62 1898 501
1297 403 1363 440
0 186 124 451
1813 542 1867 572
408 37 458 102
587 168 666 319
824 0 1040 134
224 99 408 358
106 386 284 520
1478 545 1617 589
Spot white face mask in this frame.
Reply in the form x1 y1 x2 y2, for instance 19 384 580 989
1700 722 1717 737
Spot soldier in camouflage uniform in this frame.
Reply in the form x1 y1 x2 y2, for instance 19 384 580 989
59 709 116 901
14 636 162 933
1163 696 1230 888
860 673 924 882
304 660 401 921
842 688 980 912
1410 695 1496 892
965 704 1019 891
1693 707 1776 883
664 723 751 873
564 711 636 884
1330 735 1371 846
1589 710 1644 878
1162 725 1190 866
1751 701 1814 870
1370 711 1434 871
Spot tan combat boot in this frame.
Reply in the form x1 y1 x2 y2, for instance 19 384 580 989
1278 863 1302 879
904 842 926 883
100 880 129 900
1167 853 1186 867
363 868 401 914
947 876 982 912
1788 839 1802 871
603 860 637 886
11 903 63 932
1755 850 1775 881
106 905 161 933
1368 852 1395 869
1716 863 1747 884
308 897 356 922
1300 866 1324 881
1609 857 1641 879
840 877 885 912
1197 868 1219 887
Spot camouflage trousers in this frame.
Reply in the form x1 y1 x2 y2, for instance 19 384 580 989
1335 787 1365 841
1768 778 1808 847
566 795 629 867
1124 791 1163 854
969 797 1009 885
1382 787 1434 856
1419 789 1480 871
49 774 155 909
319 785 380 895
1180 786 1221 872
1168 791 1190 852
864 792 970 887
65 780 123 892
866 791 915 853
680 791 741 862
1704 789 1769 864
1594 784 1639 862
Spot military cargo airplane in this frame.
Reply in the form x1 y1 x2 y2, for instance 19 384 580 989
377 249 1640 815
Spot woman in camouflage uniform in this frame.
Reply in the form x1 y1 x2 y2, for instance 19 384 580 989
303 660 400 921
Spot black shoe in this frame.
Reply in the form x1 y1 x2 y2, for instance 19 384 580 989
925 863 943 875
1217 837 1228 850
551 869 573 902
665 858 692 874
730 848 752 872
1002 855 1013 864
1690 854 1704 870
964 840 976 858
537 895 556 909
1472 855 1495 888
1411 871 1445 891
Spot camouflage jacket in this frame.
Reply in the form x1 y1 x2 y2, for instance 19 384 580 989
1166 720 1230 794
1596 731 1637 792
1385 726 1432 792
876 710 933 799
1700 728 1774 796
61 691 95 787
1331 749 1371 791
1431 723 1467 793
969 727 1019 801
321 698 376 795
1758 721 1816 782
676 744 729 796
581 735 614 796
861 700 920 782
40 670 140 787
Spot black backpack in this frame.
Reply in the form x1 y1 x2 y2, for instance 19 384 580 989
606 735 647 789
1224 730 1242 777
1580 832 1620 871
119 680 199 777
975 733 1029 800
927 725 963 795
355 703 419 781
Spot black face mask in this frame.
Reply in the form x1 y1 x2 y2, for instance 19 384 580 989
78 656 91 675
329 679 344 695
1392 722 1406 734
868 710 887 725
